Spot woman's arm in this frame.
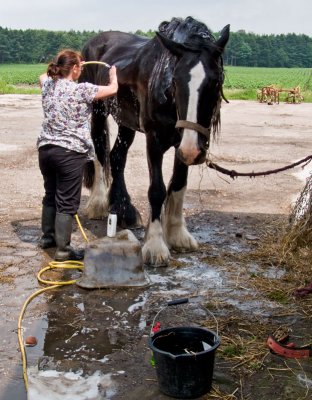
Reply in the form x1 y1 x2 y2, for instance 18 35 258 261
94 66 118 100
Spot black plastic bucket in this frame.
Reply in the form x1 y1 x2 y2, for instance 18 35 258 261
149 326 220 399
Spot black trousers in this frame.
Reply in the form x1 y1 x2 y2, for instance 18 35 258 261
38 145 88 215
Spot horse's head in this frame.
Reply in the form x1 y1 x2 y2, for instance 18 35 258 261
156 19 230 165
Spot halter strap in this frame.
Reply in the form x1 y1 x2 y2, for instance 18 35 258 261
175 120 210 138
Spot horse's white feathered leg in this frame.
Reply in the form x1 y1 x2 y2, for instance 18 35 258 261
86 158 109 219
142 220 171 267
163 186 198 251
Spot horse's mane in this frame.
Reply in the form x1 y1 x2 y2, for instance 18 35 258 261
148 17 223 123
158 16 216 49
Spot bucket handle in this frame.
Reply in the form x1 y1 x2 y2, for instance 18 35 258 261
150 297 219 338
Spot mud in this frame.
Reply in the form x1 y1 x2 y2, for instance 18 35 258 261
0 95 312 400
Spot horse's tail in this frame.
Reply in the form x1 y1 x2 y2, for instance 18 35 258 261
83 160 95 189
82 135 111 190
83 100 111 189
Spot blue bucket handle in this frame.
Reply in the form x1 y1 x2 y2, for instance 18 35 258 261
150 297 219 338
167 298 189 306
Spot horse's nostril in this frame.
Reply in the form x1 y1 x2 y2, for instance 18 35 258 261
194 156 207 165
193 149 207 165
176 146 207 166
176 148 188 164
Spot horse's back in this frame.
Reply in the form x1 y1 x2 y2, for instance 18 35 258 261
82 31 150 70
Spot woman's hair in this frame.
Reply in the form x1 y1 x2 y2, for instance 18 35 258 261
47 49 82 80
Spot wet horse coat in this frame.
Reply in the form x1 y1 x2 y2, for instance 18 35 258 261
80 17 229 266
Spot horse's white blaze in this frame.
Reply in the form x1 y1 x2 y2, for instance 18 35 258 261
86 157 109 219
163 187 198 250
142 219 170 266
179 61 206 165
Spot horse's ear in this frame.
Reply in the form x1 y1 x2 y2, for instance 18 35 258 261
215 24 230 54
155 32 185 57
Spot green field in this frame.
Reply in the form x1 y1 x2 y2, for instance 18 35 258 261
224 66 312 102
0 64 46 94
0 64 312 101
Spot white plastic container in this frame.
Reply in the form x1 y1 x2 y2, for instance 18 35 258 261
107 213 117 237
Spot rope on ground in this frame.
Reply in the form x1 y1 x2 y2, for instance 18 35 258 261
206 154 312 179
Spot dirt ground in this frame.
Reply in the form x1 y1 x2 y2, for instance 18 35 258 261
0 95 311 400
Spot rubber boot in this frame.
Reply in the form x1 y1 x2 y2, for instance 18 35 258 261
54 212 84 261
38 206 56 249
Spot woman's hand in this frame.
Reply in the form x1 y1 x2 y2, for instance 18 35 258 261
109 65 118 85
94 65 118 100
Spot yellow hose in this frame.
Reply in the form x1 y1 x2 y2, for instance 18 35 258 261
37 260 84 286
75 214 89 243
18 285 60 390
18 213 88 391
82 60 111 68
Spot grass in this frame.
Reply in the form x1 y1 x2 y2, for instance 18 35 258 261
224 87 312 102
0 79 41 95
0 64 45 94
0 64 312 101
224 66 312 102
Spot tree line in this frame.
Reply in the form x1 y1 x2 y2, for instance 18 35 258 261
0 26 311 68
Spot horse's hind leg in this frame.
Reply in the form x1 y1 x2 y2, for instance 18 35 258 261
163 156 198 251
85 101 110 219
86 157 110 219
109 125 142 228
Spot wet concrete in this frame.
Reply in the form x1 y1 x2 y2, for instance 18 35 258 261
1 210 311 400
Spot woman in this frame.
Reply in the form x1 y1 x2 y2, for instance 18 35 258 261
37 49 118 261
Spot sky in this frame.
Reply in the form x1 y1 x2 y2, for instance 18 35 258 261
1 0 311 36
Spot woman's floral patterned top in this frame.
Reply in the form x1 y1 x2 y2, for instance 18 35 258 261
37 77 99 159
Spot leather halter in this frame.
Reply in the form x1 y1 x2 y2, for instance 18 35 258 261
175 120 210 139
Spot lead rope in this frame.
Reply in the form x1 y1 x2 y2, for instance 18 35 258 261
206 154 312 179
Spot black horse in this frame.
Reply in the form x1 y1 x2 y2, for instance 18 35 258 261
80 17 229 266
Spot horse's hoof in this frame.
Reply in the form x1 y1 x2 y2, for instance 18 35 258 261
142 244 170 267
165 225 198 251
120 218 143 229
144 260 168 268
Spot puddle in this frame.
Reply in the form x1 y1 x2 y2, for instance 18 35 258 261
28 368 117 400
38 290 144 364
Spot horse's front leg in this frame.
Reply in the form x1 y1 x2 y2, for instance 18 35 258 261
109 125 142 228
163 155 198 251
142 137 170 267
